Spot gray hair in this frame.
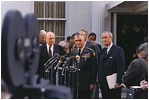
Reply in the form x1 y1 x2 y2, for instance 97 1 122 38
138 42 148 58
59 40 69 49
74 32 85 39
40 30 46 35
102 31 113 38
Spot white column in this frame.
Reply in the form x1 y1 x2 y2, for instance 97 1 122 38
91 1 111 46
113 13 117 44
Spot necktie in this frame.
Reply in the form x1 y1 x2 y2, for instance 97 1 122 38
78 49 81 56
105 48 107 54
49 46 52 57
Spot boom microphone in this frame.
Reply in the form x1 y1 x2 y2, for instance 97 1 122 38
43 53 60 67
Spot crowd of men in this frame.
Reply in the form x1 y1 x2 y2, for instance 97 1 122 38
36 29 148 99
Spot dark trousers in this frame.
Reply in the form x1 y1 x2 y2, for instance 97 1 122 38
101 87 122 99
73 89 90 99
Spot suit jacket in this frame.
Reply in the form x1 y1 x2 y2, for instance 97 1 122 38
72 47 96 90
37 43 65 76
123 58 148 86
98 44 125 90
86 41 101 81
122 58 148 99
96 43 102 51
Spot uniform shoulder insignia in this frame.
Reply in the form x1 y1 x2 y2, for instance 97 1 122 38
86 47 96 56
93 51 96 56
86 47 94 52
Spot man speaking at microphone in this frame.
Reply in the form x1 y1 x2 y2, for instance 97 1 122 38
37 32 65 79
70 33 96 99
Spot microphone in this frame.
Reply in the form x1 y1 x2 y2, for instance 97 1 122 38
53 56 65 70
76 55 80 62
65 56 76 62
71 48 79 56
62 55 80 68
43 53 60 67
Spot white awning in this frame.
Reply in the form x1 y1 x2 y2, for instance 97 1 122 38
107 1 148 13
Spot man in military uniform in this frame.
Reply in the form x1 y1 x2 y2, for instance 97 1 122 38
71 33 96 99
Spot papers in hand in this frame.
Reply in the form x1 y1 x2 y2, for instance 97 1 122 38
106 73 117 89
130 86 142 89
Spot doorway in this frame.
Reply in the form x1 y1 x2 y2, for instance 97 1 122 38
117 14 148 69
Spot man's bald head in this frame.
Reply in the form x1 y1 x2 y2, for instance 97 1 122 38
46 32 55 46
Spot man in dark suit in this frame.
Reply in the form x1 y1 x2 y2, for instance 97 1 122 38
98 31 125 99
37 32 65 78
39 30 46 46
71 33 96 99
123 43 148 99
66 36 75 51
88 32 102 51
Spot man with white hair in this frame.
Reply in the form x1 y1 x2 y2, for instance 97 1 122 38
98 31 125 99
37 32 65 79
59 40 69 54
39 30 46 45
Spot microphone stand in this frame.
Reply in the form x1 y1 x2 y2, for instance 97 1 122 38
63 62 69 86
64 65 67 86
70 59 76 97
55 59 63 86
45 59 58 84
76 55 80 99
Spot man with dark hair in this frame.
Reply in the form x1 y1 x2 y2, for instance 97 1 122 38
66 36 75 51
88 32 102 51
132 24 145 59
123 43 148 99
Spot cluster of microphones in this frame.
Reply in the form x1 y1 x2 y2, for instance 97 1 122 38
44 49 81 73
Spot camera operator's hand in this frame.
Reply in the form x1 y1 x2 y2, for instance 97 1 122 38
90 84 94 91
114 83 122 88
140 80 148 90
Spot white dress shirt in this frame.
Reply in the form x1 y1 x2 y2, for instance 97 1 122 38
46 43 54 56
106 43 113 54
78 46 85 55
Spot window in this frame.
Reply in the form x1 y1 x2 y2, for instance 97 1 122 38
34 1 66 43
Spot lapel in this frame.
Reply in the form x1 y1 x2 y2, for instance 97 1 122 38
104 45 114 61
53 44 55 55
43 43 50 57
80 47 86 56
85 41 89 47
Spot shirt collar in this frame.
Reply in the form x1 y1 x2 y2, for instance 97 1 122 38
84 41 87 47
107 43 113 50
105 43 113 54
46 43 54 48
78 46 85 53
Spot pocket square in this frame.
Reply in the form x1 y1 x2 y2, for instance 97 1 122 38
109 57 112 58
